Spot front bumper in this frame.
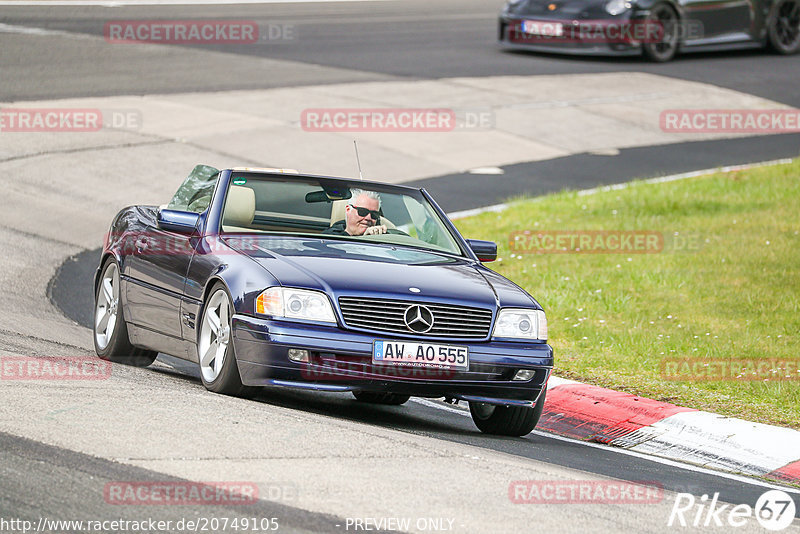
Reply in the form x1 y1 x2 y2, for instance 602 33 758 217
498 16 645 56
232 315 553 405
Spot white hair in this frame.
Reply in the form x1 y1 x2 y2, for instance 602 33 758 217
349 188 381 208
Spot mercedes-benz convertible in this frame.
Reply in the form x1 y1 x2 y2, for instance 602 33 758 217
93 165 553 436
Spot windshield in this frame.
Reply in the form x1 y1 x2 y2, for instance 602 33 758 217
167 164 220 213
219 174 464 256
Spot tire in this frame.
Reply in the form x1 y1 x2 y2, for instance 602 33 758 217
94 258 157 367
768 0 800 54
469 389 547 436
197 283 258 398
641 4 680 62
352 391 411 406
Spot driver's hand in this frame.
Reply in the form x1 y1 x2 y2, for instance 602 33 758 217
364 225 387 235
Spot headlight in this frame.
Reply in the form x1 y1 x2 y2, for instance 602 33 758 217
492 309 547 341
256 287 336 324
605 0 631 15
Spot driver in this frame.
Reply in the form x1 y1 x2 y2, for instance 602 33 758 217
324 189 388 236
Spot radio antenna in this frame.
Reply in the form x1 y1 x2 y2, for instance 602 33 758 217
353 140 363 180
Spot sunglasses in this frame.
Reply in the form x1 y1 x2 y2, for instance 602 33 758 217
349 204 380 221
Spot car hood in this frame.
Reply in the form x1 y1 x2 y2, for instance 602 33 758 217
225 236 538 310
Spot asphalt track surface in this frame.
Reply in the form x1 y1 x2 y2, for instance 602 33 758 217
3 0 800 532
1 431 351 534
47 247 800 526
2 0 800 107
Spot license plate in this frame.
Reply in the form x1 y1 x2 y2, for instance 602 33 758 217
522 20 564 37
373 340 469 371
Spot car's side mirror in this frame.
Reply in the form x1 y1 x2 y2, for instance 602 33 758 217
157 208 200 234
466 239 497 262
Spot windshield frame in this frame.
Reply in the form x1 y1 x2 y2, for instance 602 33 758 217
210 170 474 260
220 232 468 265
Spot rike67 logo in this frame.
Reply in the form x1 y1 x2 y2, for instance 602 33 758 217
668 490 796 531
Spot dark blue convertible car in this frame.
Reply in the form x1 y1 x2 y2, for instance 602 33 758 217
93 165 553 435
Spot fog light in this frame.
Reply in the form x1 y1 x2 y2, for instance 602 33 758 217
513 369 536 381
288 349 309 362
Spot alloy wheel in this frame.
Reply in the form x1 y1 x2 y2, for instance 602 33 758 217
775 0 800 50
199 289 231 383
94 262 120 350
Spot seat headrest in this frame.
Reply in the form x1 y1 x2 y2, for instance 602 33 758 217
222 186 256 228
330 199 348 225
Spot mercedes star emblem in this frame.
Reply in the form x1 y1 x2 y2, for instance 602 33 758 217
404 305 434 333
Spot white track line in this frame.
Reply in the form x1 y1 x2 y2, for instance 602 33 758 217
447 158 794 220
627 411 800 475
0 22 98 40
409 398 800 493
532 430 800 494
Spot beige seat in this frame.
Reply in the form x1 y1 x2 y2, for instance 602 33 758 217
329 199 395 229
222 186 256 232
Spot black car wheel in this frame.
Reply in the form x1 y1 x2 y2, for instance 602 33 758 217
469 389 547 436
198 283 258 397
768 0 800 54
641 4 680 62
93 258 157 367
352 391 411 405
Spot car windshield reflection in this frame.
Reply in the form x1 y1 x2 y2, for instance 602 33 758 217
219 174 464 257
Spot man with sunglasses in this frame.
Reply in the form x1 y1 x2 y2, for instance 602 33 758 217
324 189 388 236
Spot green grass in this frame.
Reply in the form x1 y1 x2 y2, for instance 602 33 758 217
453 159 800 428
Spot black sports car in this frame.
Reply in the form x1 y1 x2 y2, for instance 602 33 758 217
93 165 553 436
498 0 800 61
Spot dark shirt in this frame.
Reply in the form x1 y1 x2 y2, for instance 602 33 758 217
322 219 348 235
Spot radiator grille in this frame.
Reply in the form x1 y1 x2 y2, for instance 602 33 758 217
338 297 493 338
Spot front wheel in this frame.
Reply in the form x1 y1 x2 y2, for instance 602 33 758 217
768 0 800 54
197 283 258 398
93 258 157 367
469 389 547 436
641 4 680 62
